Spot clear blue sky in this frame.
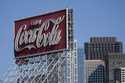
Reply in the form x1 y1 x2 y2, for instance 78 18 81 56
0 0 125 80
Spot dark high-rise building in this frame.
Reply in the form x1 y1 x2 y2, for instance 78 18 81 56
84 37 123 60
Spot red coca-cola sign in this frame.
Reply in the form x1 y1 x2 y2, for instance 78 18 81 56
14 9 67 58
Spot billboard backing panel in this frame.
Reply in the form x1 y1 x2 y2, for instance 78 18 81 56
14 9 67 58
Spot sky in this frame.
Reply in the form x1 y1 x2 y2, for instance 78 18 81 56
0 0 125 80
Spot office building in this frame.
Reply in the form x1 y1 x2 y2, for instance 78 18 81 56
106 53 125 83
114 67 125 83
84 37 122 60
85 60 105 83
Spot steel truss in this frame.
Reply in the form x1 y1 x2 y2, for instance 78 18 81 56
4 52 65 83
3 48 77 83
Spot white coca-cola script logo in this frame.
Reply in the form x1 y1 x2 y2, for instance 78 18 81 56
15 16 65 52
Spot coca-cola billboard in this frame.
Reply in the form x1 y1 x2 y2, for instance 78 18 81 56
14 9 67 58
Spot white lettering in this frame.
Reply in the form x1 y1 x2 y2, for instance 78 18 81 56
15 16 65 52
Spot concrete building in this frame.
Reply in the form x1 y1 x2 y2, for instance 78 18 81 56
84 37 122 60
114 67 125 83
106 53 125 83
85 60 105 83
